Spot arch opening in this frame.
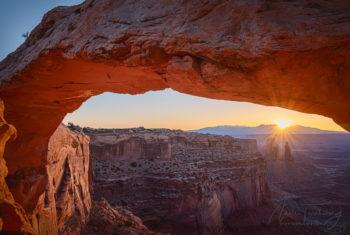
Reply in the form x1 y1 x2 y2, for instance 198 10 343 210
1 41 350 234
63 89 346 131
1 43 350 234
54 90 349 234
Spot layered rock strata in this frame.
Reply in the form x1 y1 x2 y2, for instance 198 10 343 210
88 127 270 234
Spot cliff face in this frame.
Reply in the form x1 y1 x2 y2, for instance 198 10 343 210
90 134 171 161
0 99 32 233
31 124 92 235
2 124 92 234
89 128 270 233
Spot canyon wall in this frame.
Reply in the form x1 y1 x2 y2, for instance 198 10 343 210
88 128 270 234
1 123 91 234
34 124 91 235
0 99 32 233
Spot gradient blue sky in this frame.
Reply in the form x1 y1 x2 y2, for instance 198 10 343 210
0 1 345 131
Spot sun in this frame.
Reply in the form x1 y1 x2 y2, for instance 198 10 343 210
276 120 289 129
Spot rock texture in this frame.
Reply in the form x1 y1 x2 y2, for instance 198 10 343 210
0 99 32 234
2 124 91 234
83 198 156 235
0 0 349 233
88 127 270 234
33 124 91 235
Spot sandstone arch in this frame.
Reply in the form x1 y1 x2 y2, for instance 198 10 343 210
0 0 349 232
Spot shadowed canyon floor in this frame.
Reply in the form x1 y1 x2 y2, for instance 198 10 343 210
261 134 350 234
85 127 270 234
195 126 350 233
68 125 349 234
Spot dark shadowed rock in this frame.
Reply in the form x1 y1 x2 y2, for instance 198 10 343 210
83 198 157 235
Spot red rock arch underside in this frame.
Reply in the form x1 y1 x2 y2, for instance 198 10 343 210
0 0 349 233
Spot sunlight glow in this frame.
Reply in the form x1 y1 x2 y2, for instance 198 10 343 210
276 120 290 129
63 90 345 132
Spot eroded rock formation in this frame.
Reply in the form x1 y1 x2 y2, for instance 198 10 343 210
88 127 270 233
34 124 91 235
284 141 293 162
83 198 156 235
43 124 91 235
0 0 349 233
0 99 32 233
2 124 91 234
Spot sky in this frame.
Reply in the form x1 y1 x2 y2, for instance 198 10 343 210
62 89 345 131
0 0 84 59
0 1 345 132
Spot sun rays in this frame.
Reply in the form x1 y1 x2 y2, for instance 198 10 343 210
276 120 291 130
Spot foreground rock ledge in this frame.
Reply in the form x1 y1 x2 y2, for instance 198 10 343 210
0 0 349 233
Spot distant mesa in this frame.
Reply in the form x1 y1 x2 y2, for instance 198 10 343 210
191 124 348 137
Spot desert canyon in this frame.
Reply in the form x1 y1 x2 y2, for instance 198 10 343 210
0 0 350 234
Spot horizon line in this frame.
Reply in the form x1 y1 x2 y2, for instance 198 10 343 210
64 122 348 133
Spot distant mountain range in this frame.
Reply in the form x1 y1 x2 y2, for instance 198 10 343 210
190 125 348 137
